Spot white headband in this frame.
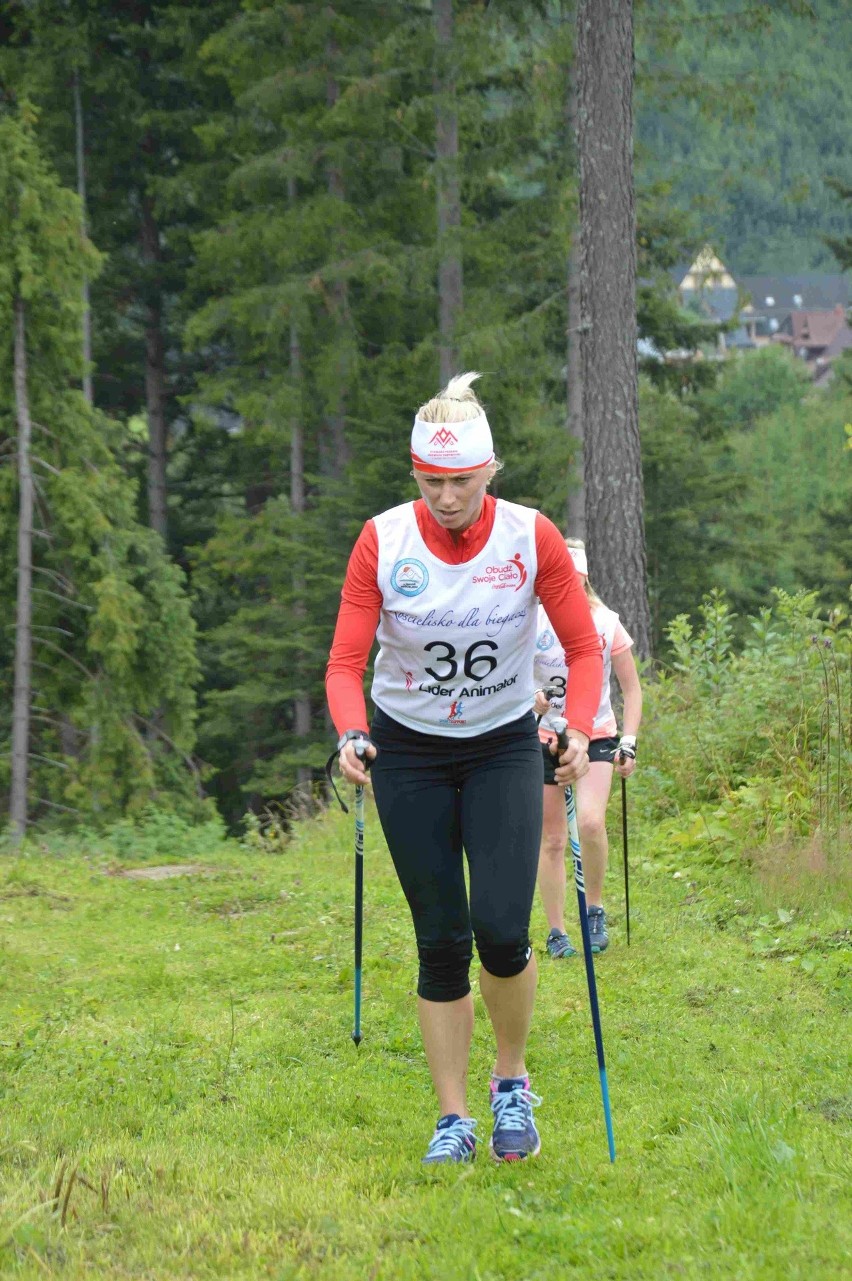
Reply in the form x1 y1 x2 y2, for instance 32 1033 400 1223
410 412 494 474
567 545 588 576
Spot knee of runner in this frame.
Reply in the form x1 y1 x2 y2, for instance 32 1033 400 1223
579 811 607 842
477 934 532 979
540 830 566 861
416 937 473 1002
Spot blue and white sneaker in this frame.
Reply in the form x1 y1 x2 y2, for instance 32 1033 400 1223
421 1114 477 1165
588 906 609 953
546 926 578 959
489 1077 542 1162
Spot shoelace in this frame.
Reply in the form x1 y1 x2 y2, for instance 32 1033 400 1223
549 932 574 956
491 1087 542 1132
425 1117 477 1159
588 911 605 935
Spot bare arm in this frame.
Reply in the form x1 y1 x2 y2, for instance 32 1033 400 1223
611 647 642 778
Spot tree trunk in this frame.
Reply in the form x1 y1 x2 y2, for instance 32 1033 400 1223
576 0 652 659
73 69 93 407
140 189 168 541
11 298 34 842
565 55 585 538
566 241 585 538
287 190 312 801
433 0 462 387
324 15 351 473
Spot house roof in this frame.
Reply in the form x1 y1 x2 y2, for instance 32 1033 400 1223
673 252 850 317
738 274 849 315
677 247 737 291
774 305 849 351
822 320 852 359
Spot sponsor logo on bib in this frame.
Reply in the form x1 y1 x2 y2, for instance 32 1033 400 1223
471 551 528 592
391 558 429 597
537 629 555 651
439 699 467 726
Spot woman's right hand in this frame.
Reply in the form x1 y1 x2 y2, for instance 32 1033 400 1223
339 738 377 785
533 688 552 717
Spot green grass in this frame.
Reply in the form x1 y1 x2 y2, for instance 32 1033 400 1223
0 802 849 1280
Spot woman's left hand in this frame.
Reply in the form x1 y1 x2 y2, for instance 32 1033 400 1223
553 732 590 785
613 752 636 780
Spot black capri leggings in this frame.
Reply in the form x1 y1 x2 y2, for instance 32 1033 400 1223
370 707 544 1002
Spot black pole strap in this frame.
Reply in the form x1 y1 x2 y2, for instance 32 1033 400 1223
324 737 376 814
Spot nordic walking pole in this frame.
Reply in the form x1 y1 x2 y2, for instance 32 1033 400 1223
535 684 558 728
323 736 374 1047
551 717 616 1163
351 738 371 1048
621 776 631 947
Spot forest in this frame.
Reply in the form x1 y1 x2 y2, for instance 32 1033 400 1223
1 0 850 830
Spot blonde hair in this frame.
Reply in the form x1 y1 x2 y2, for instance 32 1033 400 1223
417 371 485 424
565 537 604 608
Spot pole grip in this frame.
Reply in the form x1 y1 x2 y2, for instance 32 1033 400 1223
536 686 559 729
551 715 570 754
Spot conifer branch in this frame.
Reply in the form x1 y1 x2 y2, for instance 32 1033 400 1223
28 637 95 680
32 587 92 612
35 797 83 814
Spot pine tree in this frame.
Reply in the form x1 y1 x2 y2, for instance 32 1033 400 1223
2 0 242 542
0 105 201 831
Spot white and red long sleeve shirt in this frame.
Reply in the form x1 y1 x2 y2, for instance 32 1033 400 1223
326 495 602 741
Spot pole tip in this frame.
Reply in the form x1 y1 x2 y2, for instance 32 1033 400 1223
351 1032 362 1047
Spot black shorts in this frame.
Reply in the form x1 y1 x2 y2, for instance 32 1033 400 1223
540 735 618 785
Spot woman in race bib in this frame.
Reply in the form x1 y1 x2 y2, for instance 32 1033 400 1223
534 539 643 958
326 374 603 1166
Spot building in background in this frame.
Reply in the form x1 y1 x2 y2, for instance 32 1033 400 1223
672 246 852 380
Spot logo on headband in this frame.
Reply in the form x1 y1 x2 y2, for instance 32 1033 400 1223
391 558 429 597
429 427 459 449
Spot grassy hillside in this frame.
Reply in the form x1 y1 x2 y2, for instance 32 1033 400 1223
0 797 848 1279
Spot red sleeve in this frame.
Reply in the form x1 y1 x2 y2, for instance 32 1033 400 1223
534 514 603 740
325 521 382 735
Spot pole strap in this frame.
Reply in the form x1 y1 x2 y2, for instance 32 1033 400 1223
324 737 376 814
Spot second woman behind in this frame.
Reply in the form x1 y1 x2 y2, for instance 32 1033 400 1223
534 538 642 957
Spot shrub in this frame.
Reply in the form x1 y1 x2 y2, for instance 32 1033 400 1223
641 589 850 858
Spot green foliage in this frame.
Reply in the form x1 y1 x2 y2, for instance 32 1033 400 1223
642 345 852 645
640 379 743 647
636 0 852 271
1 1 848 827
692 344 812 437
0 106 201 826
823 178 852 271
711 365 851 616
0 101 100 368
643 589 850 861
1 0 240 432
